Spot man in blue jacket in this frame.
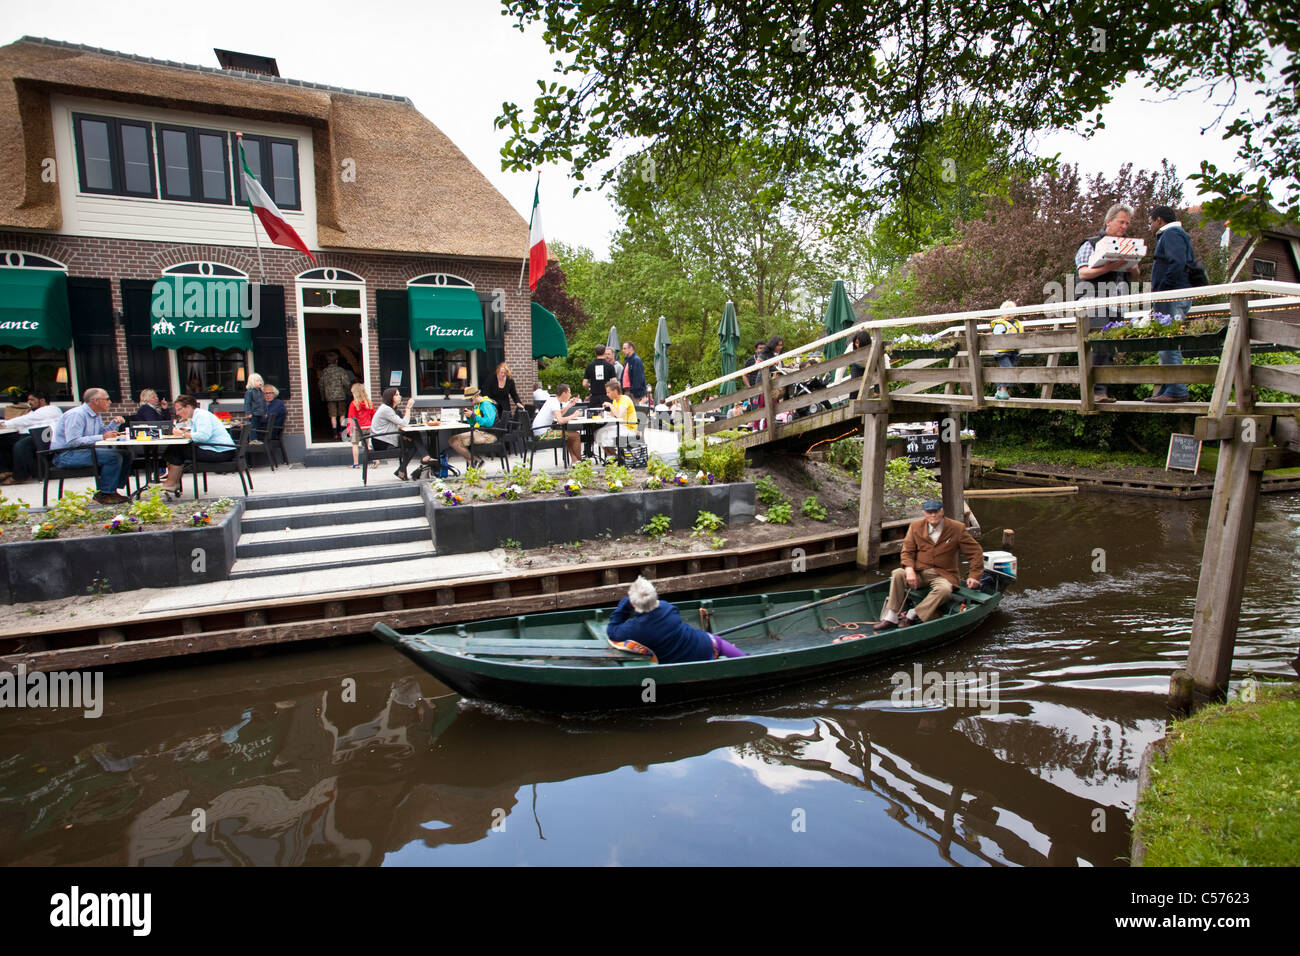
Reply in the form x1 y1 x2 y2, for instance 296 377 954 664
1144 205 1193 403
620 341 648 403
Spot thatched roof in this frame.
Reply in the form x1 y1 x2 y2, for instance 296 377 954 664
0 37 527 259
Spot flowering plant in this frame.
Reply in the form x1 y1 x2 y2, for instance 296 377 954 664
103 514 142 534
696 470 716 485
32 522 58 540
499 484 525 501
671 473 690 487
885 333 960 353
442 490 466 506
191 512 211 527
1090 317 1225 341
606 478 624 492
562 479 582 497
645 475 664 490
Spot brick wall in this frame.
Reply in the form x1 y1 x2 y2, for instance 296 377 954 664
0 231 537 440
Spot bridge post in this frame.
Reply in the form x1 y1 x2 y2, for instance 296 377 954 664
938 408 965 520
1074 314 1096 413
855 411 890 569
1170 414 1271 712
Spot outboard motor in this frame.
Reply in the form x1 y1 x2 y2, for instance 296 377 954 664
979 550 1018 593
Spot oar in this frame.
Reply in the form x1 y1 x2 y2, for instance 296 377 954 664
712 583 877 638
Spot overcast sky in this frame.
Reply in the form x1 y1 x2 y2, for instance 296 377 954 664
2 0 1264 259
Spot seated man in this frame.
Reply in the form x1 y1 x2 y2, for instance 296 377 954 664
607 577 745 662
0 391 63 484
447 386 498 467
531 383 583 462
595 380 638 459
50 387 133 505
874 499 983 631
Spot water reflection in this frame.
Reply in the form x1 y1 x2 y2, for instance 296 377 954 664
0 492 1296 866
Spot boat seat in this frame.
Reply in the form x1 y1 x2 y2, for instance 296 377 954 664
584 621 609 641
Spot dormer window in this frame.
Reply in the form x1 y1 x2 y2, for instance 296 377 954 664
72 113 156 197
157 125 232 204
234 135 301 210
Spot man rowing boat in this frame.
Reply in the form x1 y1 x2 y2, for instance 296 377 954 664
607 577 746 662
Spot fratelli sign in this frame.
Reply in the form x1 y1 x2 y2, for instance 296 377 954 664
151 276 258 349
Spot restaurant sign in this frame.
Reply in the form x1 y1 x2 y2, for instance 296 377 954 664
150 276 256 349
408 286 486 351
0 267 72 350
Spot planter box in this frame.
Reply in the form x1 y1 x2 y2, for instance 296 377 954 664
0 501 244 604
1089 330 1226 355
423 482 755 555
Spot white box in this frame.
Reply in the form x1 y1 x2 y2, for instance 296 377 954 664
1088 235 1146 270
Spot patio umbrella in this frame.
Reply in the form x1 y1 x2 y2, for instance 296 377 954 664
653 315 671 403
821 279 855 360
606 325 621 355
718 301 740 401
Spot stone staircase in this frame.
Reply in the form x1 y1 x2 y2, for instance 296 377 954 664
229 484 433 578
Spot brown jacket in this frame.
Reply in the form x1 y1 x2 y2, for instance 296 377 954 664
901 516 984 587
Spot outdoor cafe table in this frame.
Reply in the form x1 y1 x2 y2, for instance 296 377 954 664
563 415 623 462
95 436 192 500
400 421 471 468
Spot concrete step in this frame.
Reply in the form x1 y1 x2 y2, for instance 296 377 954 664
239 499 427 533
229 539 437 578
235 517 432 558
302 445 354 468
242 482 421 511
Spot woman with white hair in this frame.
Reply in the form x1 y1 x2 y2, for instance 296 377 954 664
606 576 746 663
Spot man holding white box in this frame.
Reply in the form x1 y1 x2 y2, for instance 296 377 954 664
1075 204 1141 403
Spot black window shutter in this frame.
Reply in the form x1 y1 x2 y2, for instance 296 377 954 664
252 284 291 399
476 292 505 385
121 278 173 401
376 289 411 391
68 276 120 402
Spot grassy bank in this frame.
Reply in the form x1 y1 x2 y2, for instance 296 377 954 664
973 440 1164 470
1134 681 1300 866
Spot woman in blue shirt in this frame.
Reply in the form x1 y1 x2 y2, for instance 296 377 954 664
158 394 235 495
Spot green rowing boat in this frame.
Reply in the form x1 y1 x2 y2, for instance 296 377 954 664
374 578 1005 711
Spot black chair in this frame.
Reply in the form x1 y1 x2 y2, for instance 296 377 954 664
265 418 288 467
612 411 650 468
359 418 407 485
186 426 255 498
244 417 284 472
463 421 513 471
31 426 100 507
525 424 570 469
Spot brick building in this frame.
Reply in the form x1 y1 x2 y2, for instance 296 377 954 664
0 37 560 460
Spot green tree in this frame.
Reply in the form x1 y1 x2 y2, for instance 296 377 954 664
497 1 1299 227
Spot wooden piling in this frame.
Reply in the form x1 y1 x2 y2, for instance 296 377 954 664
938 410 965 520
1171 414 1272 711
855 411 890 569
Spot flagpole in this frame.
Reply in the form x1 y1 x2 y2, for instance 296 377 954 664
518 172 539 292
237 132 268 283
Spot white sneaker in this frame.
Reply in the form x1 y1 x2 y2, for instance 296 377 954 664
994 389 1010 400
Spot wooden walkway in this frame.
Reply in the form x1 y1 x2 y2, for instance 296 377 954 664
670 279 1300 711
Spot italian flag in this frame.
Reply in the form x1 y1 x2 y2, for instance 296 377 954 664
528 176 546 291
237 134 316 262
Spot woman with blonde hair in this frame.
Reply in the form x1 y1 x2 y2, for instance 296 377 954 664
345 381 376 468
244 371 267 435
482 361 521 415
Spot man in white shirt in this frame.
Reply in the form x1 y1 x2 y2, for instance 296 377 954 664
0 392 63 484
531 383 583 463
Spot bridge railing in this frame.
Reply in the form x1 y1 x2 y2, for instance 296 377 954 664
669 279 1300 440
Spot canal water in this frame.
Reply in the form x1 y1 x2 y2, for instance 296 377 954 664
2 491 1296 866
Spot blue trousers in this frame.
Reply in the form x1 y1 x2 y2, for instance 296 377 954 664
53 447 131 492
995 352 1017 390
1153 299 1190 400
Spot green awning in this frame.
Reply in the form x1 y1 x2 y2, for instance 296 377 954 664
149 275 253 350
0 268 71 350
408 286 485 351
531 302 568 359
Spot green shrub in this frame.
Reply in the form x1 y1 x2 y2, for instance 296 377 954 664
692 510 725 535
603 462 633 487
49 489 95 529
569 457 599 487
826 437 863 474
710 535 727 550
801 496 828 521
507 462 533 486
1187 352 1300 403
212 497 235 514
646 453 675 481
767 501 793 524
643 513 672 538
129 487 172 523
462 466 485 487
754 475 784 507
700 441 746 483
0 494 28 524
529 470 558 493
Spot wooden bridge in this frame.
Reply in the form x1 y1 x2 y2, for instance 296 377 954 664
670 279 1300 711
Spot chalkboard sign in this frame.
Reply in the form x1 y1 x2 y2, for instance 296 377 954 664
1166 433 1202 472
904 434 941 468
